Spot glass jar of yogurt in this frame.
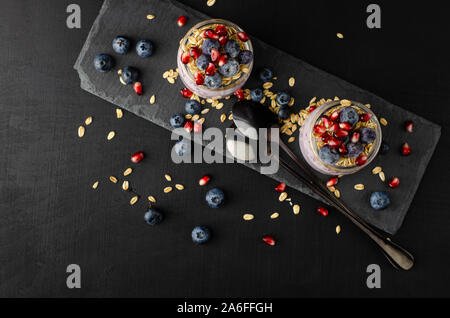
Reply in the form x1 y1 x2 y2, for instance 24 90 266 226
299 100 382 175
177 19 253 99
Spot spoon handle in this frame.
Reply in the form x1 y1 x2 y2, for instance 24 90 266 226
275 143 414 270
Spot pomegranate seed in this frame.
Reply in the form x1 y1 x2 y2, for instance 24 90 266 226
339 122 352 131
317 207 329 217
335 130 349 138
194 73 204 85
405 120 414 133
205 63 216 76
189 47 201 59
351 131 360 143
237 31 249 42
321 116 333 129
210 48 220 63
330 111 339 121
180 88 193 98
218 35 228 46
321 134 331 143
200 29 211 38
309 106 316 112
313 124 326 135
275 182 286 193
193 122 203 133
234 89 245 101
326 178 338 187
181 52 191 64
177 15 187 27
262 235 276 246
199 175 211 186
338 143 348 154
133 82 143 95
388 177 400 189
205 29 219 40
355 154 368 166
215 25 227 36
402 142 411 156
184 121 193 133
218 54 228 67
360 113 372 122
329 123 339 133
131 152 144 163
327 137 341 148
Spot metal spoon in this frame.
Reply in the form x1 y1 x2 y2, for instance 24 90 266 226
232 100 414 270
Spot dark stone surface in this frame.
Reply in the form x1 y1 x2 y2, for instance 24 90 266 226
1 0 449 298
74 0 440 234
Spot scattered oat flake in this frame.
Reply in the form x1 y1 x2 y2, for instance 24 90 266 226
289 77 295 87
337 33 344 39
207 0 216 6
148 195 156 203
279 192 288 202
354 184 365 190
243 214 254 221
164 174 172 181
379 171 386 182
293 204 300 215
288 136 295 143
334 189 341 198
122 180 129 191
123 168 133 176
150 95 156 104
130 196 139 205
107 131 115 140
109 176 118 183
270 212 279 219
175 184 184 190
336 225 341 234
372 166 382 174
164 186 173 193
92 181 99 189
146 14 155 19
85 117 93 126
201 108 210 114
119 77 127 85
220 114 226 122
116 108 123 118
78 126 85 138
380 118 388 126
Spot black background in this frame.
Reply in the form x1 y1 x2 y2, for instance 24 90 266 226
0 0 449 298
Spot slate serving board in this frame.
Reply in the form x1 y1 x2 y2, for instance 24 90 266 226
74 0 441 234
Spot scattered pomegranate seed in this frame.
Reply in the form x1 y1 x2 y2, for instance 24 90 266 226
351 131 360 143
218 54 228 67
388 177 400 189
338 143 348 154
181 88 193 98
215 24 227 36
401 142 411 156
234 89 245 101
335 130 349 138
360 113 372 122
327 137 341 148
237 31 249 42
330 111 339 121
210 48 220 63
205 29 219 40
405 120 414 133
313 124 326 135
326 178 338 187
177 15 187 27
194 73 204 85
275 182 286 193
321 116 333 129
131 152 144 163
181 52 191 64
309 106 317 112
317 207 329 217
355 154 368 166
194 122 203 133
184 120 193 133
199 175 210 186
339 122 352 131
189 47 201 59
262 235 276 246
218 35 228 46
206 63 216 76
133 82 143 95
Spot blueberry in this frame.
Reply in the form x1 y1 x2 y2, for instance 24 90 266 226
360 128 376 144
224 40 240 58
93 53 114 72
112 36 131 54
370 191 391 210
121 66 139 84
219 59 239 77
259 67 273 82
238 50 253 64
205 73 222 89
205 188 225 208
319 145 340 165
136 40 153 58
144 208 164 225
278 107 291 120
346 142 364 158
185 100 202 115
170 113 185 128
250 88 263 102
379 141 390 155
339 107 359 127
276 92 291 107
196 54 210 71
191 226 211 244
202 39 220 56
174 139 191 157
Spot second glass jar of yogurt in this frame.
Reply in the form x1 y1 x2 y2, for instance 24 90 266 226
177 19 253 99
299 100 382 175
